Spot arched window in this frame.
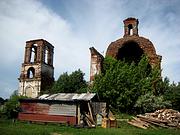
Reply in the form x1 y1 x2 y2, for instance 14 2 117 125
27 67 35 78
30 44 37 63
25 85 33 97
117 41 144 64
128 24 133 35
45 46 49 64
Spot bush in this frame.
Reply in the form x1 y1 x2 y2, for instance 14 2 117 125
2 95 26 119
164 82 180 111
134 91 171 113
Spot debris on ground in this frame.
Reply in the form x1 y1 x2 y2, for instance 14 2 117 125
101 110 117 128
128 109 180 129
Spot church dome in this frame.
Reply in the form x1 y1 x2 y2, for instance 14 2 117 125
106 18 161 67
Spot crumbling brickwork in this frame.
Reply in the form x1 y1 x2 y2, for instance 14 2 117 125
18 39 54 98
106 36 162 68
106 18 161 68
89 47 104 82
90 18 161 82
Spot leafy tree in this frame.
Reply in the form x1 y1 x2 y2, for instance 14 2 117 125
164 82 180 111
52 69 87 93
2 94 26 119
92 56 162 113
0 97 5 118
0 97 4 104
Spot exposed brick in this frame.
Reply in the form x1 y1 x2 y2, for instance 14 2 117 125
18 39 54 98
90 18 161 82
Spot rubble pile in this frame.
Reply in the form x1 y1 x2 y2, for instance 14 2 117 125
128 109 180 129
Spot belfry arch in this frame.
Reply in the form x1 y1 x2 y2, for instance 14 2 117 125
106 36 161 68
117 41 144 64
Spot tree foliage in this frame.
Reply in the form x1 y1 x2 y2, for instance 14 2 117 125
2 94 26 119
91 56 163 113
164 82 180 111
134 91 171 113
52 69 87 93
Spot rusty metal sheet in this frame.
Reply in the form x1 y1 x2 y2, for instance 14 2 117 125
38 93 96 101
18 113 77 125
21 102 76 116
48 104 76 116
54 93 74 101
38 94 49 99
21 103 49 114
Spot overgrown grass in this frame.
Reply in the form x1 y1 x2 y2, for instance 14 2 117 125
115 113 134 119
0 119 180 135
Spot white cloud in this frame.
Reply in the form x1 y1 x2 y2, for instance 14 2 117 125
0 0 90 98
0 0 180 98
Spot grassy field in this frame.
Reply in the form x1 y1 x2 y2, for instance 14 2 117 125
0 119 180 135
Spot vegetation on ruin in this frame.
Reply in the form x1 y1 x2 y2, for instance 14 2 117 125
91 56 180 113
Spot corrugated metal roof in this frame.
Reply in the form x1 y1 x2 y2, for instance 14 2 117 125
38 93 96 101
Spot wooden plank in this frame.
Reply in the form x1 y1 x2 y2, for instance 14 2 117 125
138 117 169 128
77 104 80 125
88 102 94 121
84 117 93 127
108 110 115 120
137 115 167 123
132 117 150 127
91 102 106 115
85 114 95 125
128 121 147 129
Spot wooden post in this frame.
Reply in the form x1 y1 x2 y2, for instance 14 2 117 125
77 104 80 125
88 102 93 121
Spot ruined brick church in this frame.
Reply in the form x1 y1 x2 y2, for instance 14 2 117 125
89 17 161 82
18 17 161 98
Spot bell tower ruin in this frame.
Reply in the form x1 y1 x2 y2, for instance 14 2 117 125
123 17 139 36
18 39 54 98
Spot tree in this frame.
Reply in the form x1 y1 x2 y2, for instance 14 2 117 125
52 69 87 93
2 94 26 119
91 56 162 113
164 82 180 111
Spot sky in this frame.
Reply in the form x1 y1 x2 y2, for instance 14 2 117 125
0 0 180 99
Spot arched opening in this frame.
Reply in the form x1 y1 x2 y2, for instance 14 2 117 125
128 24 133 35
44 46 49 64
27 67 35 79
117 41 144 64
25 85 33 97
30 44 37 63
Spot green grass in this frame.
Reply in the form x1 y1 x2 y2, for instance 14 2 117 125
0 119 180 135
115 113 134 119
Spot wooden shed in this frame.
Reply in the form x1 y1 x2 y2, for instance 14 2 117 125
18 93 105 126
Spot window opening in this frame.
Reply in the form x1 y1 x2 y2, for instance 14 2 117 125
27 67 35 79
45 46 49 64
128 24 133 35
30 44 37 63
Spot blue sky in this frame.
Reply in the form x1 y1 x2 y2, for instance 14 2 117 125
0 0 180 99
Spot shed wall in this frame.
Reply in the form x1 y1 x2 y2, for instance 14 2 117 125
18 102 77 125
